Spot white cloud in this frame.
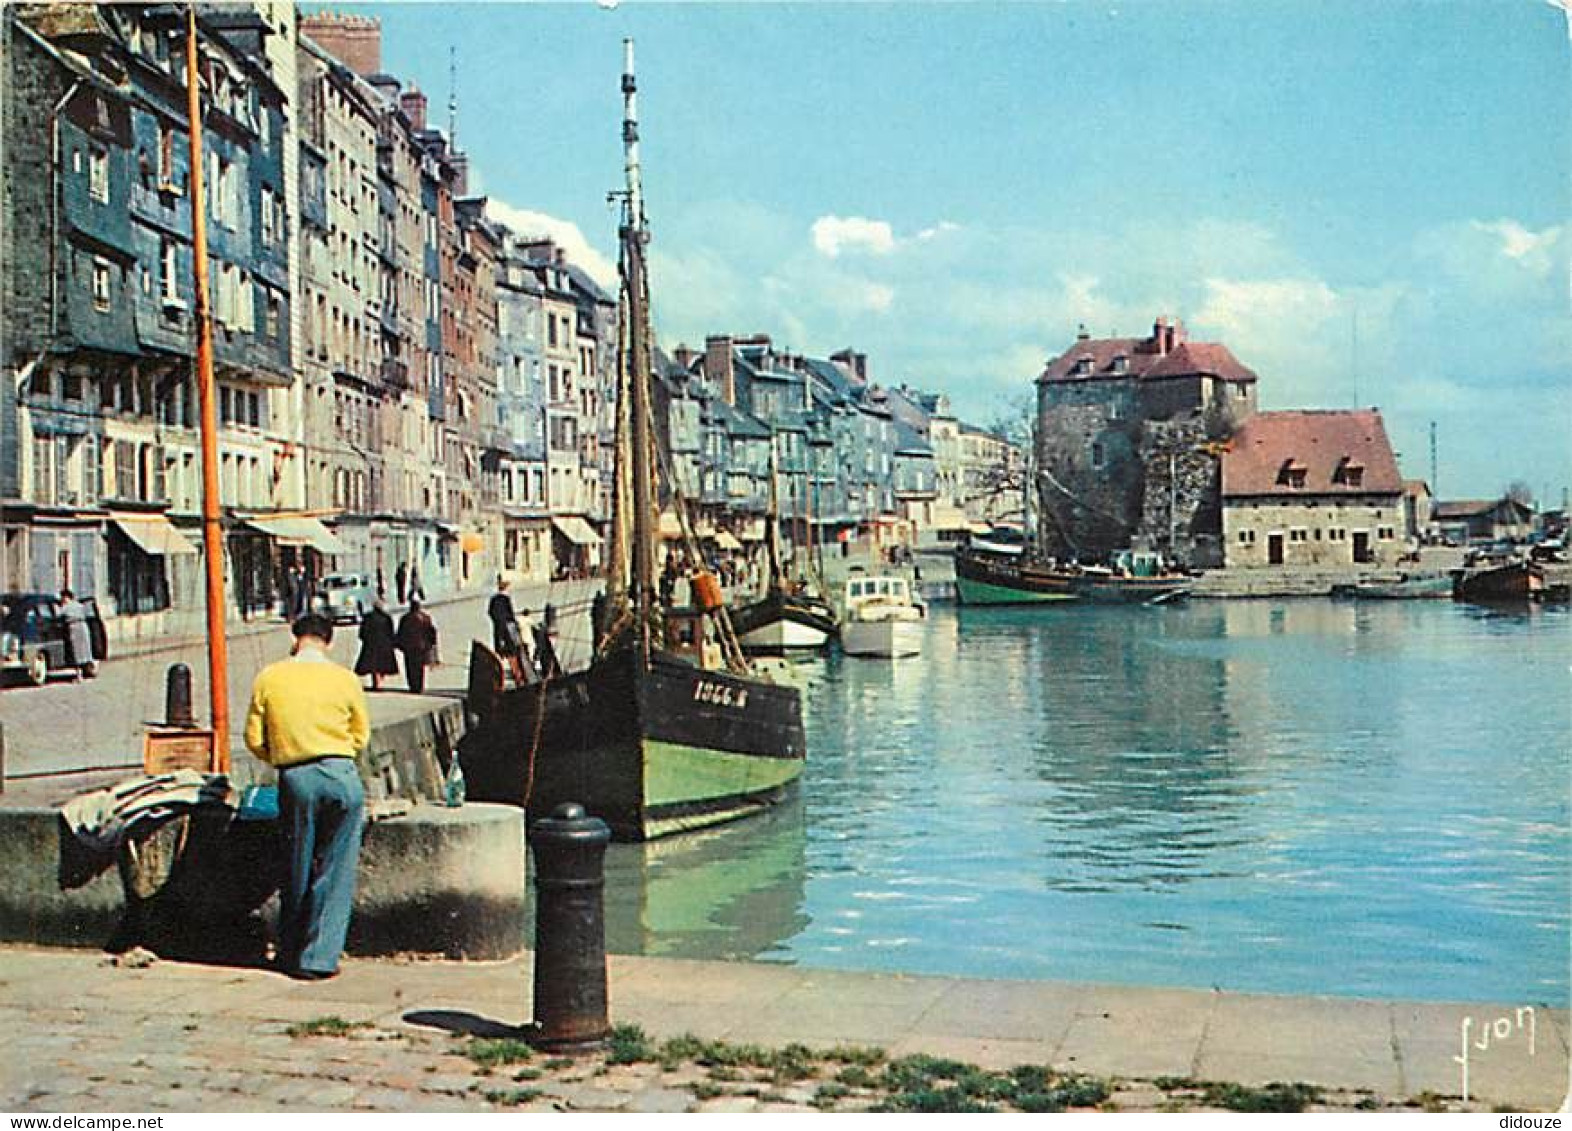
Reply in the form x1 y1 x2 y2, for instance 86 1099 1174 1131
485 200 618 288
639 201 1569 495
811 215 896 258
916 221 962 242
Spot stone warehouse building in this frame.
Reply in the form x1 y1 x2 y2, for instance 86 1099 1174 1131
1220 410 1405 570
1035 317 1258 566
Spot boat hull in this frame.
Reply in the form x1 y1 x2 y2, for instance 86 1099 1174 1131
1454 561 1543 605
841 618 923 658
460 646 805 840
1332 576 1453 600
1071 576 1192 604
732 592 838 652
954 552 1078 605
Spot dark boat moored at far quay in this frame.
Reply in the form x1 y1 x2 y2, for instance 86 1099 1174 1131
1330 575 1453 600
953 548 1078 605
1453 559 1548 605
955 545 1191 606
1069 568 1192 604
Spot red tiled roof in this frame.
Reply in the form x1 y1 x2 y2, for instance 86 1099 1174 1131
1431 498 1530 521
1221 410 1403 498
1039 326 1257 385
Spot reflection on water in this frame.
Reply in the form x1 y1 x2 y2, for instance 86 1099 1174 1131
594 600 1570 1004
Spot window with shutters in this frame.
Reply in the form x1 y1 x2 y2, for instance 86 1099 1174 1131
91 259 112 311
115 439 137 501
88 146 109 202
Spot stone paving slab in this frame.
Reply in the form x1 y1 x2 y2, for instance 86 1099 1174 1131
1195 994 1401 1094
1 944 1566 1112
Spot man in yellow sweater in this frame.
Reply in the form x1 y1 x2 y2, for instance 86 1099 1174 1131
245 613 371 980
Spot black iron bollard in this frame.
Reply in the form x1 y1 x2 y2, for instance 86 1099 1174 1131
165 663 196 728
527 802 611 1051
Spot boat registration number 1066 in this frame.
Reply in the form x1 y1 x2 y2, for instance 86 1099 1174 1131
693 680 749 709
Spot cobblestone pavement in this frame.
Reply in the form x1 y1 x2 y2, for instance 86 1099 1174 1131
1 947 1565 1113
1 581 600 780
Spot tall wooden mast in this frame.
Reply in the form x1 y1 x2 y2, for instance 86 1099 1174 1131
620 38 656 664
186 7 229 769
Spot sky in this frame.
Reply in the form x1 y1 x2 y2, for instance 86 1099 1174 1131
350 0 1571 502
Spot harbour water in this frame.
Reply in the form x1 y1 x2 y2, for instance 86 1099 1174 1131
595 599 1570 1005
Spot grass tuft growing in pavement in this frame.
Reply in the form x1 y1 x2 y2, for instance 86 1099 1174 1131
606 1023 657 1065
481 1087 543 1106
286 1016 368 1039
464 1036 536 1071
1202 1080 1322 1113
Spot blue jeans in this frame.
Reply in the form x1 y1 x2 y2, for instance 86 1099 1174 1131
277 757 365 975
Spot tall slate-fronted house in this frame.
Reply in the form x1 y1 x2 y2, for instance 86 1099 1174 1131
2 6 133 604
298 13 460 594
453 195 505 585
493 233 551 582
3 3 305 639
1036 317 1257 566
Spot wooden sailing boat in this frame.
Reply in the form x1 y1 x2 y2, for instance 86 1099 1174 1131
730 447 838 652
459 41 805 840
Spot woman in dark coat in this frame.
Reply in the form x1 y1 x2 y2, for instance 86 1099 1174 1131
394 597 439 694
354 599 399 690
487 577 526 686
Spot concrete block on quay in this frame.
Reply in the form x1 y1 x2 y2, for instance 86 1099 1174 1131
0 800 526 961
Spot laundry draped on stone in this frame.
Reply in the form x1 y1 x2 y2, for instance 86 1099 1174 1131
59 770 237 853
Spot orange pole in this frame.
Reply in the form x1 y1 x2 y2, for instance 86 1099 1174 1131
185 7 230 770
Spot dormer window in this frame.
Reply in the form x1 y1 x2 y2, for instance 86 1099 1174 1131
1332 458 1364 488
1074 354 1094 377
1112 354 1129 375
1276 459 1307 489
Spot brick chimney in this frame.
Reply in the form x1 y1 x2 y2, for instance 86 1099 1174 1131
450 152 469 196
1167 318 1185 353
299 13 382 77
400 88 427 132
831 348 867 385
1152 316 1168 357
674 344 695 371
705 335 735 406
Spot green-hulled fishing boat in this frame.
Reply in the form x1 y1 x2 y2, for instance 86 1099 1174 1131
460 41 805 840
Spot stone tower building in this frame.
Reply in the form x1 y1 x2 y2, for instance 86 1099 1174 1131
1034 317 1258 567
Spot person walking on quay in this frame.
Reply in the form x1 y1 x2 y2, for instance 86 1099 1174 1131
58 588 97 678
395 560 408 604
354 598 399 691
487 576 527 686
394 596 438 694
244 614 370 981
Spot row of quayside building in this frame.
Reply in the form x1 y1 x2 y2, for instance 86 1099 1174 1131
1 4 1540 651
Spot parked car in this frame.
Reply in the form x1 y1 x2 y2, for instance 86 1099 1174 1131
1 593 106 686
315 573 377 624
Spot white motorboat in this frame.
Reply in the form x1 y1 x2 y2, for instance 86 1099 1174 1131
840 574 925 658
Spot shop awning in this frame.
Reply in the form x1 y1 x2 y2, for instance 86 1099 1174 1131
243 515 347 555
658 510 683 540
739 519 767 542
552 516 602 547
715 531 743 551
932 504 972 532
109 513 198 557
